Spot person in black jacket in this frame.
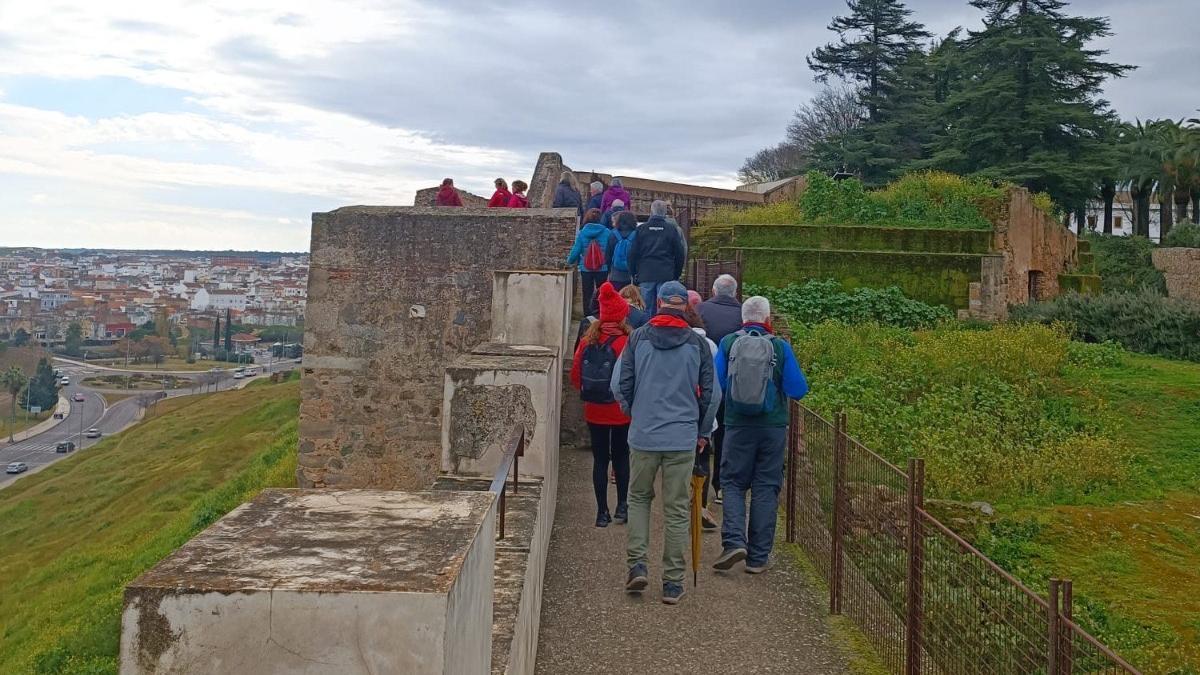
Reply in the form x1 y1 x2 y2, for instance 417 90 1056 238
551 171 583 216
629 200 685 314
696 273 742 507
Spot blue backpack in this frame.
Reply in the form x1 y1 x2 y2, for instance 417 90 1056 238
611 230 635 273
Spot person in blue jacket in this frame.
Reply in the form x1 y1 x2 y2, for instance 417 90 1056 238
566 208 614 316
711 295 808 576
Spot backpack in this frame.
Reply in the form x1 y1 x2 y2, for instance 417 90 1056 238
580 336 619 403
611 230 635 272
726 330 780 416
582 236 606 272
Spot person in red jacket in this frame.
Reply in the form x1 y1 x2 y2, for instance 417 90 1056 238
571 282 632 527
507 179 529 208
487 178 511 207
434 178 463 206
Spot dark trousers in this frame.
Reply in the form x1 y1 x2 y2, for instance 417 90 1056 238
705 403 726 504
589 422 630 514
720 425 787 566
580 271 606 316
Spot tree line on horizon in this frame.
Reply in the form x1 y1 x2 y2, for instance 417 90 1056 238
742 0 1200 237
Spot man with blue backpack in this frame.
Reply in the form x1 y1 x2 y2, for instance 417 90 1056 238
711 295 808 575
605 211 638 290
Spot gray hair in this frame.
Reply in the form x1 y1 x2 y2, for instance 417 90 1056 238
650 199 669 217
613 199 625 209
712 274 738 298
741 295 771 323
590 181 603 193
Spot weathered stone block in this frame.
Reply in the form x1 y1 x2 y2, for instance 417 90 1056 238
120 489 496 675
490 270 573 363
300 206 576 490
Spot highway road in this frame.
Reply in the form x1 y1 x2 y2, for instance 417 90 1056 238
1 356 302 488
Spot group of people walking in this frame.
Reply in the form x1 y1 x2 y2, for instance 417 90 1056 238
432 177 530 208
567 201 809 606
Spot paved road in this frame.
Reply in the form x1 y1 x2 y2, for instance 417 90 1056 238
0 363 137 487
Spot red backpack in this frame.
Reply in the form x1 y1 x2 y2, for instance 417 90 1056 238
583 238 606 271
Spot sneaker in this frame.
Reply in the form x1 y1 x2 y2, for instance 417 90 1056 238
745 559 774 575
661 581 686 605
712 547 747 571
714 490 723 505
613 503 628 525
701 508 718 531
625 563 649 592
595 510 611 528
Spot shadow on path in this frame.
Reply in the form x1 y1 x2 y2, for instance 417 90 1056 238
536 444 848 674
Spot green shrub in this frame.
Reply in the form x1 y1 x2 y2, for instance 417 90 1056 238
799 170 1003 229
1011 290 1200 362
748 279 953 330
792 322 1133 501
1162 222 1200 248
1081 233 1166 294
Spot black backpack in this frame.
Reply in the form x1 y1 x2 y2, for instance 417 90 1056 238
580 336 619 403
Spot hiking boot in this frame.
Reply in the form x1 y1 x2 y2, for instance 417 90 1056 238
595 509 611 528
712 547 747 571
625 563 649 593
661 581 686 605
701 508 718 531
612 503 628 525
745 559 774 575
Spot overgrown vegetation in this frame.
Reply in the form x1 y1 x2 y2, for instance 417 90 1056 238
0 379 300 673
799 171 1005 229
1012 289 1200 362
1081 232 1166 294
749 279 952 330
1163 222 1200 248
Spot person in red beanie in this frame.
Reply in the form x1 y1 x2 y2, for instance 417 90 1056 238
570 282 632 527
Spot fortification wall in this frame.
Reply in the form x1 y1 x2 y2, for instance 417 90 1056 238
414 185 490 207
995 188 1081 304
300 206 576 490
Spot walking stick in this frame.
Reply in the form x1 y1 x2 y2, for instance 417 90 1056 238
690 472 705 587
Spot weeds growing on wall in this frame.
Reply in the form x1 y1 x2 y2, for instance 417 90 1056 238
797 170 1005 229
748 279 952 330
1011 289 1200 362
791 322 1134 501
1081 232 1166 294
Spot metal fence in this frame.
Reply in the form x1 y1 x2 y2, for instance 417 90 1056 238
686 254 742 297
785 402 1142 675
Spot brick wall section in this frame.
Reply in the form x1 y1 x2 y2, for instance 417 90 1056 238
994 188 1079 305
301 206 576 490
413 186 489 207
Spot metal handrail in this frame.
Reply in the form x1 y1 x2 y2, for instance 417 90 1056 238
489 424 525 540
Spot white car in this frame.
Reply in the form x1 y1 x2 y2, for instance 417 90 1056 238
86 427 102 439
59 377 70 386
5 462 28 474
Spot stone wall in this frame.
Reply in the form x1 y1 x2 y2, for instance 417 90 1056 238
1152 247 1200 301
300 206 576 490
414 186 490 207
994 188 1080 305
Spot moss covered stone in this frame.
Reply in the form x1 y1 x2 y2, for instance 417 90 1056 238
1058 273 1102 295
729 246 985 309
732 223 993 254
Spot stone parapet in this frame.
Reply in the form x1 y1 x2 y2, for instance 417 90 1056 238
1153 247 1200 302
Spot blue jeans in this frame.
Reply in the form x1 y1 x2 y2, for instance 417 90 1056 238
637 281 661 314
719 425 787 565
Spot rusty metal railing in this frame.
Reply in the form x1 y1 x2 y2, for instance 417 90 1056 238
785 401 1142 675
489 424 525 541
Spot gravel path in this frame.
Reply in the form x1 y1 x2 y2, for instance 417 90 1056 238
535 444 848 674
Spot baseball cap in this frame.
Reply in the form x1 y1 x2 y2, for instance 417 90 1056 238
657 281 688 305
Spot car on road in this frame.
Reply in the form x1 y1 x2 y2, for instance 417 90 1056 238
55 441 76 453
245 367 258 376
73 392 86 402
5 462 29 474
85 428 101 439
60 377 70 386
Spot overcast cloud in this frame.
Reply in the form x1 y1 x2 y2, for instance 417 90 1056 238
0 0 1195 251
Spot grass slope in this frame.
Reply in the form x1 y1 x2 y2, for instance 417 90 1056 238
0 379 299 674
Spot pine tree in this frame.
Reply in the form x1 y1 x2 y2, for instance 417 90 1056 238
927 0 1133 209
212 316 220 351
223 309 233 352
807 0 931 122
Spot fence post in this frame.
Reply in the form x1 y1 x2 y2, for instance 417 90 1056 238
1049 578 1061 675
785 401 799 544
905 457 925 675
830 411 847 615
1061 579 1073 675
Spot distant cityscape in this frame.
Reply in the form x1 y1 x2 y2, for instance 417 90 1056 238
0 248 308 353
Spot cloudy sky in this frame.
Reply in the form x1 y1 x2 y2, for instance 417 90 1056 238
0 0 1195 251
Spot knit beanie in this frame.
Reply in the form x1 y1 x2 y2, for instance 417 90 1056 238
597 282 629 323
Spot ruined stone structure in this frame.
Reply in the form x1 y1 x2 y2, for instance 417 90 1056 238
1152 247 1200 302
300 206 575 490
414 185 490 207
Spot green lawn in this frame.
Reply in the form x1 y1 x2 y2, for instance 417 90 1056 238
0 379 299 674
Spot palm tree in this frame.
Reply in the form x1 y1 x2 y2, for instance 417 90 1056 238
2 366 28 443
1120 120 1159 238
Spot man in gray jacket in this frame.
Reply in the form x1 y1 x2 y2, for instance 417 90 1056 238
612 280 720 605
